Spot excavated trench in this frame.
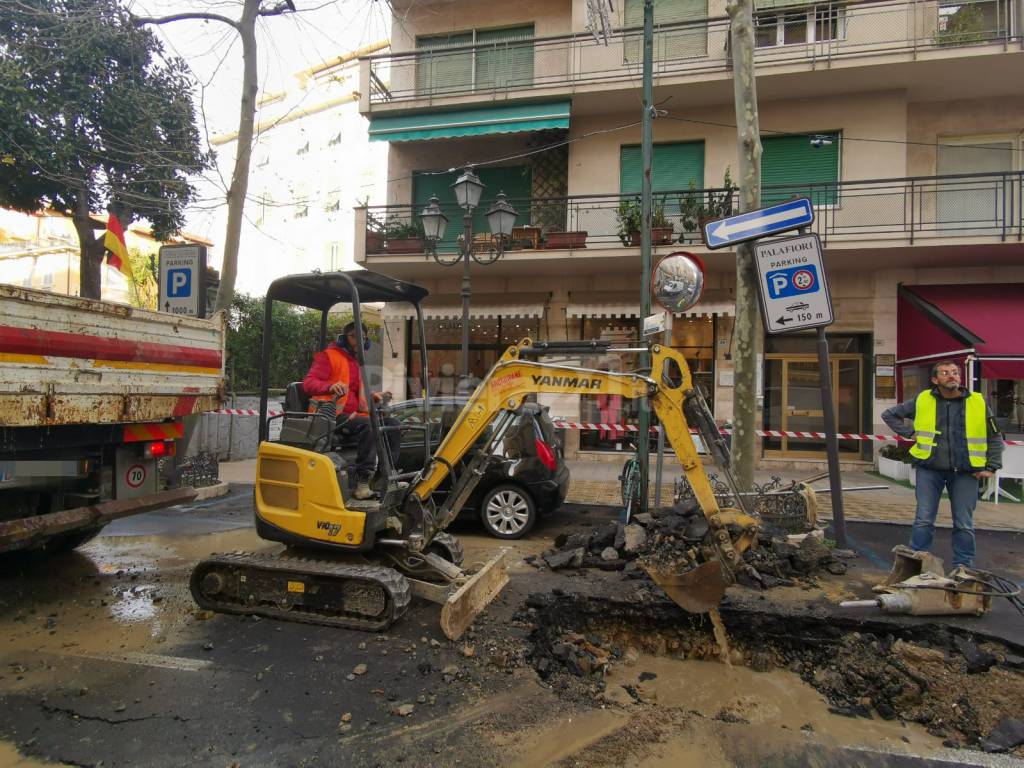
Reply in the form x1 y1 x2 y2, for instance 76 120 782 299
521 591 1024 758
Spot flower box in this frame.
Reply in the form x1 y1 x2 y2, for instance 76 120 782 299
625 227 674 247
878 455 911 482
384 238 423 255
544 231 588 249
366 231 384 254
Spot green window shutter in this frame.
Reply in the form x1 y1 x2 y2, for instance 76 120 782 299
620 142 704 218
476 26 534 91
761 133 840 206
624 0 708 63
416 32 473 96
413 165 532 254
620 142 705 195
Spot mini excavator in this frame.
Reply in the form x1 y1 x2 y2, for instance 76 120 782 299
190 270 759 638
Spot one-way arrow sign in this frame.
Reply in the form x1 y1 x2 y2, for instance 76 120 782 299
703 198 814 249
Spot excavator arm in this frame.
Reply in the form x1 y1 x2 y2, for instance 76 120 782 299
411 339 760 613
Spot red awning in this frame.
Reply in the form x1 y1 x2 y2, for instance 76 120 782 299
899 284 1024 380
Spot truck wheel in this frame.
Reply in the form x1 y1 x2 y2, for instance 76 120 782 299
480 484 536 540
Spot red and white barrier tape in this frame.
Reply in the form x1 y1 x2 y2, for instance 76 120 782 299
209 410 1024 446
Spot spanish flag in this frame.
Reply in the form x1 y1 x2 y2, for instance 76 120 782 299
103 212 132 278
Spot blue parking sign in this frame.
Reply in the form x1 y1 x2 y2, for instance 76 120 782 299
765 264 819 299
167 268 192 298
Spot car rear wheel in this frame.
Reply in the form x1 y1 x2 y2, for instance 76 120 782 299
480 484 536 539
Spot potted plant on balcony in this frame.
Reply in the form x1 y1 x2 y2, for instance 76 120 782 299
616 197 674 246
544 226 588 249
679 169 738 242
365 208 385 254
384 219 423 254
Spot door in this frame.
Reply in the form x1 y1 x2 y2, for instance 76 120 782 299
936 137 1017 233
764 355 862 456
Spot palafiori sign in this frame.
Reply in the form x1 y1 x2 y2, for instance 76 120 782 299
753 233 834 334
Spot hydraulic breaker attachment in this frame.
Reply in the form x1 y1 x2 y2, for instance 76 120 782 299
405 550 509 640
872 544 945 594
842 567 992 617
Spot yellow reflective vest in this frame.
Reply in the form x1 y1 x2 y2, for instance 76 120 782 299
908 390 988 468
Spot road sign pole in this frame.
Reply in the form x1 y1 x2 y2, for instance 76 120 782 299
816 301 847 548
637 0 654 516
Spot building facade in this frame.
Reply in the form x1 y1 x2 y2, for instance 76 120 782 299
352 0 1024 467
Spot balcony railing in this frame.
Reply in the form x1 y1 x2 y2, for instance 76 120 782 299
361 171 1023 257
365 0 1020 106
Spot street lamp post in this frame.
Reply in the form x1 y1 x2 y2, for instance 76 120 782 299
420 167 517 384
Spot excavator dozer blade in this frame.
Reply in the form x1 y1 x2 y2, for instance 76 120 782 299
643 559 728 615
439 551 509 640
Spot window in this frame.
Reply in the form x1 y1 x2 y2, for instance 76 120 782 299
624 0 709 62
415 25 534 97
755 4 846 47
620 141 705 219
936 135 1020 231
936 0 1009 46
761 132 840 206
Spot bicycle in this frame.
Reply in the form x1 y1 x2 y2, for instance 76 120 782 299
618 437 644 523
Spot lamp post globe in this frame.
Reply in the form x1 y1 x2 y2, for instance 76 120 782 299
485 192 517 239
452 168 485 210
420 195 448 243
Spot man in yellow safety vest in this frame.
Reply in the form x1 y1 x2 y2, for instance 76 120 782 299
881 360 1003 568
303 322 399 500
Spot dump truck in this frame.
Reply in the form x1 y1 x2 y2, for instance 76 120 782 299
0 284 225 554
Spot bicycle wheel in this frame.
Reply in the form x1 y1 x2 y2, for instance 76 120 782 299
620 458 641 510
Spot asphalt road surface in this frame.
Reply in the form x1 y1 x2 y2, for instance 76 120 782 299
0 488 1021 768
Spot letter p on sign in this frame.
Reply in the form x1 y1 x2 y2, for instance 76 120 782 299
168 268 191 298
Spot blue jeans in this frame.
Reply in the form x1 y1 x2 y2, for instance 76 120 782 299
912 466 979 567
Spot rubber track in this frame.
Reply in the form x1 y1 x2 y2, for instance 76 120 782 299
429 532 465 566
190 552 411 632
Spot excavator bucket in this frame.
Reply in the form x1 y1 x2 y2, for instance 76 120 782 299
642 559 729 614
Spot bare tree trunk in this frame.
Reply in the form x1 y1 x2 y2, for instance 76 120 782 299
727 0 763 491
214 0 260 314
134 1 295 315
74 189 104 299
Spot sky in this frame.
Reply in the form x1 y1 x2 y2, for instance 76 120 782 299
130 0 392 273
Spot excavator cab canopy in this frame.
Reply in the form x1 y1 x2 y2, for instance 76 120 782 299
256 270 432 480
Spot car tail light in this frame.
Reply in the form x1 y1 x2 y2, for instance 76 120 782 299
534 438 557 471
144 441 176 459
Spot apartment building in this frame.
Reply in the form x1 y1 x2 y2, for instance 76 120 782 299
353 0 1024 467
208 42 390 295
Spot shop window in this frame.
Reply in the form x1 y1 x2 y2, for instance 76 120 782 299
577 315 714 453
407 317 540 398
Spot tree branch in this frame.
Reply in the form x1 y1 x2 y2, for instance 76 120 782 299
258 1 297 17
132 12 239 30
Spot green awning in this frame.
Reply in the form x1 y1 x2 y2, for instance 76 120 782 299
367 101 570 143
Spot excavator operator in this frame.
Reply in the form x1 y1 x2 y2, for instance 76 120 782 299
303 321 399 500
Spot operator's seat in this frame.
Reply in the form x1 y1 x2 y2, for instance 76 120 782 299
278 381 360 454
284 382 310 413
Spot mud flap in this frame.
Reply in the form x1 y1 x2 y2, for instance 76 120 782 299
440 551 509 640
643 559 728 615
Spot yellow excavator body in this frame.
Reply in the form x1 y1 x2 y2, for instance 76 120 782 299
255 441 368 547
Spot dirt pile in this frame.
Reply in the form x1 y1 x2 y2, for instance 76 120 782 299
522 590 1024 755
528 498 848 588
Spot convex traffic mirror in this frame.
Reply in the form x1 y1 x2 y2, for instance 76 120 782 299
652 252 705 313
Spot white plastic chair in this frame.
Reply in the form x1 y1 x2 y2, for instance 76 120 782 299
990 444 1024 504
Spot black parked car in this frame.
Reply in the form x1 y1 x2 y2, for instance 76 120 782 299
386 396 570 539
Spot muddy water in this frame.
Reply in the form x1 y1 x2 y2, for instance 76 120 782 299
707 608 731 667
604 656 944 761
0 527 273 660
0 742 73 767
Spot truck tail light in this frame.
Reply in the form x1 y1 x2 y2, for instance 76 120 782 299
534 438 557 471
144 441 176 459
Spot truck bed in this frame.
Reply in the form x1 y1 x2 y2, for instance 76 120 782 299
0 285 225 428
